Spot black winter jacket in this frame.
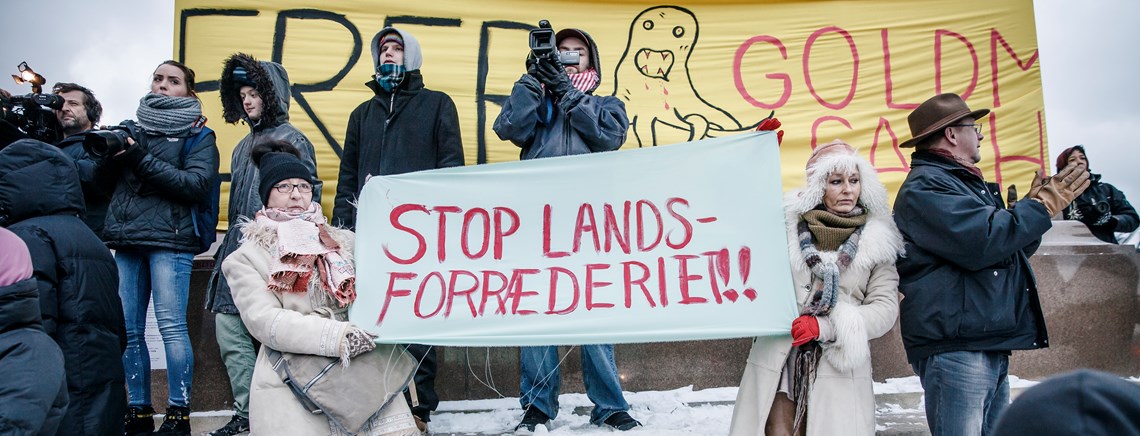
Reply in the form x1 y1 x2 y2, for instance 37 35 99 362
333 73 464 229
1061 173 1138 243
493 28 628 160
0 277 69 436
893 151 1051 363
56 133 111 238
0 139 127 435
206 53 322 314
99 123 220 252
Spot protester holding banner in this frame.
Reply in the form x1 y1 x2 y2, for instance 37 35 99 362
893 93 1090 435
492 27 640 433
728 140 903 436
223 142 420 435
333 27 464 433
92 60 219 436
1054 145 1137 244
204 52 323 436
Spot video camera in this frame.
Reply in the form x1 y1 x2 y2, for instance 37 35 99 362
529 20 580 66
83 120 143 159
1 92 65 147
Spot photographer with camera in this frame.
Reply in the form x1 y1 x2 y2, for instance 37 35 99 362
493 24 639 434
1056 145 1138 243
50 82 113 237
89 60 219 436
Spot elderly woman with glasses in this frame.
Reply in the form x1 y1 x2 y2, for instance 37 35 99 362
221 140 420 435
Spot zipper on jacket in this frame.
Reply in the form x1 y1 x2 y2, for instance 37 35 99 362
386 93 395 126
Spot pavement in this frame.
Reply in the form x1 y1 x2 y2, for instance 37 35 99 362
181 389 941 435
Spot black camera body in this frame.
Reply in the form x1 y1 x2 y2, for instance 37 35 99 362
1093 200 1111 215
0 93 64 147
83 120 142 159
529 20 580 66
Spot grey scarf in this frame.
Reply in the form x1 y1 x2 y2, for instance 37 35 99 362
136 93 202 136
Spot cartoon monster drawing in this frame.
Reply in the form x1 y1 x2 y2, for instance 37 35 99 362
612 5 762 147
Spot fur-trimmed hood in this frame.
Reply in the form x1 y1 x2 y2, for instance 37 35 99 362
220 53 292 128
785 149 903 273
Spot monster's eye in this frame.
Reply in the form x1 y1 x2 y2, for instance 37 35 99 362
643 20 654 30
673 26 685 38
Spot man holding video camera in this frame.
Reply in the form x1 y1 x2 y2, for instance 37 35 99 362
493 25 639 434
51 82 112 237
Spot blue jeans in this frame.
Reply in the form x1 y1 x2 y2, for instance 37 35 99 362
519 345 630 425
912 351 1010 436
117 249 195 408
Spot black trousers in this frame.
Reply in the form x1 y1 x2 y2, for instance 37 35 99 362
402 344 438 422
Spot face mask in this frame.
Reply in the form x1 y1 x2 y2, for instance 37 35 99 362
375 63 406 93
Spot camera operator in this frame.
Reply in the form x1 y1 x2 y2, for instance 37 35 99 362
493 26 640 433
51 82 111 237
92 60 219 436
1056 145 1138 243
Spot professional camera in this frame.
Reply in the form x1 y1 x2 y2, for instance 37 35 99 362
529 20 580 66
83 120 143 159
0 92 64 147
1093 200 1111 215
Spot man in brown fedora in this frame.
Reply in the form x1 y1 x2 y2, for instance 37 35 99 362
892 93 1090 435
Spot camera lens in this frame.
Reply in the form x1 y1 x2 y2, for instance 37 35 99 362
1094 201 1111 214
83 129 129 159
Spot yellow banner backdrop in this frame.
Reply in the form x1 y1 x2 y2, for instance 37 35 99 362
174 0 1046 228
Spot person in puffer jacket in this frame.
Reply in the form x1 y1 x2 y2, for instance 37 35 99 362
205 52 322 436
0 139 126 435
97 60 220 436
0 227 68 436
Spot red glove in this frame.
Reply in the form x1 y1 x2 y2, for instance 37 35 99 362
791 315 820 347
756 116 784 146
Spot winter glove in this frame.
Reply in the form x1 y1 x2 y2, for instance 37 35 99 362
340 326 377 361
1030 163 1091 217
791 315 820 347
755 115 784 146
534 56 574 97
114 139 148 167
525 53 539 78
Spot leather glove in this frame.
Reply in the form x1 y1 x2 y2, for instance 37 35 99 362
1030 163 1091 216
525 53 539 78
340 326 377 360
534 56 574 97
791 315 820 347
755 115 784 146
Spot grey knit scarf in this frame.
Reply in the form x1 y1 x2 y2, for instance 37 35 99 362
135 93 202 136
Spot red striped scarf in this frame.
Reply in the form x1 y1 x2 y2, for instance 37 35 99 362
568 69 599 93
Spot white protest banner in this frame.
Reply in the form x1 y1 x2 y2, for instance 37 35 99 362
349 131 796 346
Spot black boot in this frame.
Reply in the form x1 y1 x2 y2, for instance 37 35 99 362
124 405 156 436
153 405 191 436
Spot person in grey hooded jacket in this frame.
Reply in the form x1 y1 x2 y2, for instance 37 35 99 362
204 52 322 436
493 28 628 160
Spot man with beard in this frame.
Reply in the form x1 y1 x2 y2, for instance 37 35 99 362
52 82 110 237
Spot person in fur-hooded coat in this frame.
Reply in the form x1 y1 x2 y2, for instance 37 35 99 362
729 140 903 436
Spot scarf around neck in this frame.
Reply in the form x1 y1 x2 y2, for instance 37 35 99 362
136 93 203 136
801 207 868 252
375 63 407 93
568 69 599 93
797 209 866 317
927 148 984 179
255 203 356 307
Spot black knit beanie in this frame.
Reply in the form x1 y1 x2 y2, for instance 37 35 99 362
258 152 312 206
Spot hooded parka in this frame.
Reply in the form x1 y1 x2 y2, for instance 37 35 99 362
493 28 628 160
333 27 465 230
729 148 903 436
0 275 69 436
207 53 322 314
0 139 127 435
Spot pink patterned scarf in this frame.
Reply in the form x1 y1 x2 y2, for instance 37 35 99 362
254 203 356 307
568 68 599 93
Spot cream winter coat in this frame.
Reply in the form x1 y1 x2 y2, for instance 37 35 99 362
729 149 904 436
222 218 419 435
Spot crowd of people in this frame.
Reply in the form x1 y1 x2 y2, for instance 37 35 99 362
0 22 1137 436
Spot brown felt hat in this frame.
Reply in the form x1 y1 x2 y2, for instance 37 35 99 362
899 93 990 148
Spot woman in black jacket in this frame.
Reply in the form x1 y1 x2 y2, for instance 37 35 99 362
98 60 220 436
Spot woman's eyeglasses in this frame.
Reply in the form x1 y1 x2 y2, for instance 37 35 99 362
273 183 313 193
